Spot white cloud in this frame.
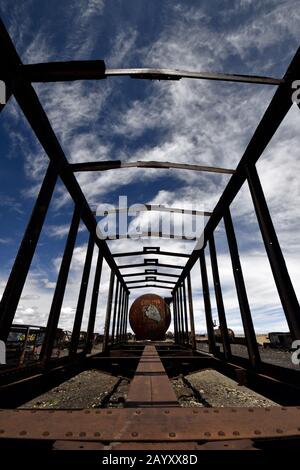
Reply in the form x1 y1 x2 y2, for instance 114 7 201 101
1 0 300 334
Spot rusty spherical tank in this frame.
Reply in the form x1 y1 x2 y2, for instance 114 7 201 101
129 294 171 341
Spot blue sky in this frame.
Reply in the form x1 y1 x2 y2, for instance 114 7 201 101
0 0 300 335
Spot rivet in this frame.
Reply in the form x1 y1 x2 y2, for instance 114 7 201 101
65 432 73 437
67 410 73 414
231 409 237 413
203 409 209 413
248 408 254 412
95 410 101 414
204 432 211 437
218 431 225 436
233 431 240 436
213 410 219 413
265 408 271 412
94 432 101 437
254 430 261 435
135 410 141 415
79 432 86 437
0 430 5 434
164 410 170 414
42 431 50 436
193 410 198 414
19 431 27 436
132 432 138 437
169 432 176 437
107 410 112 414
84 410 90 414
276 429 283 434
281 407 287 411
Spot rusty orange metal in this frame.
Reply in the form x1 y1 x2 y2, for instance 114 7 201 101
129 294 171 340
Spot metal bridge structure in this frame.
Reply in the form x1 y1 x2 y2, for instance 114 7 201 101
0 17 300 450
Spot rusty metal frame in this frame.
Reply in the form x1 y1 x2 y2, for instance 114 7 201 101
0 16 300 449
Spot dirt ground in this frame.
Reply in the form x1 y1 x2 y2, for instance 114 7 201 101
21 370 120 409
185 370 278 407
20 367 278 409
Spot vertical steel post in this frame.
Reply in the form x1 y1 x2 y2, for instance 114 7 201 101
199 249 217 354
85 249 103 353
223 208 260 368
176 289 183 345
111 279 120 345
120 289 126 343
40 205 81 363
123 293 129 343
0 163 58 342
246 163 300 340
172 294 179 344
102 270 115 352
187 273 197 350
182 280 190 345
178 286 186 345
69 233 94 356
209 234 232 360
115 284 123 344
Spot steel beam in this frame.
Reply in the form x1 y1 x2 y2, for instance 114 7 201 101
0 163 58 342
113 249 189 258
118 262 185 270
21 61 283 84
71 160 235 175
40 205 81 363
69 233 95 356
21 60 106 81
246 163 300 340
119 289 126 343
199 250 217 354
101 231 197 240
172 294 179 344
94 205 212 217
187 273 196 350
174 291 181 344
127 285 174 290
123 271 179 279
223 209 260 368
102 271 115 352
115 285 123 344
126 279 176 286
182 281 190 345
209 234 232 359
110 279 120 345
123 293 129 342
178 286 186 346
85 249 103 353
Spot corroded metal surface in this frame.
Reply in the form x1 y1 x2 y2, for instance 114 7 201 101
129 294 171 340
0 407 299 442
125 345 178 407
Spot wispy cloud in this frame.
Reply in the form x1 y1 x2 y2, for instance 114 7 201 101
1 0 299 333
